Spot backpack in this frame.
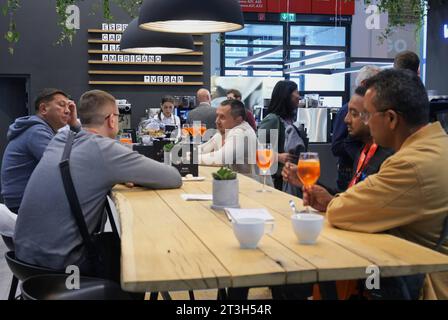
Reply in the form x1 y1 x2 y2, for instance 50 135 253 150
282 123 309 197
284 123 309 163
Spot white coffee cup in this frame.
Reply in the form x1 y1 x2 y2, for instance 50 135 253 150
291 213 324 245
232 218 274 249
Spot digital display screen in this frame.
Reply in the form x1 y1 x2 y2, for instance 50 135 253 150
178 109 190 121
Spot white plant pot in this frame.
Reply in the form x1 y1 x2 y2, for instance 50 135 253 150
212 178 239 210
164 151 171 165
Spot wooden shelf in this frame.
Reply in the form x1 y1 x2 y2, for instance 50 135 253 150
88 29 204 37
89 70 203 76
88 50 203 56
87 27 205 88
89 39 120 44
89 81 204 86
89 29 124 34
88 39 203 46
88 60 203 66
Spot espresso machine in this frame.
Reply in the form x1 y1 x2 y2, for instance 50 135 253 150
116 99 132 131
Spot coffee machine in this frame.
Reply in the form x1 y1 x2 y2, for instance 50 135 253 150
116 99 132 131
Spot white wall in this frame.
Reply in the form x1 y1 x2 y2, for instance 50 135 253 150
350 0 420 90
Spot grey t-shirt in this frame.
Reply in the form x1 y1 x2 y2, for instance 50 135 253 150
14 130 182 270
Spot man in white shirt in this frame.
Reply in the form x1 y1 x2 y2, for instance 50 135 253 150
199 99 257 176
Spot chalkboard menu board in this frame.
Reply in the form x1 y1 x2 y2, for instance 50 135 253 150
88 24 205 87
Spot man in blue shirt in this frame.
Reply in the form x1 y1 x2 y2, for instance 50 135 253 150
1 88 80 213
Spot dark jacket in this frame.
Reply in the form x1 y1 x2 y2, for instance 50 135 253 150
325 145 394 195
246 110 257 131
258 113 285 189
331 103 363 190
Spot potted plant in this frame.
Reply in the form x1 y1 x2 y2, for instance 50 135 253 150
211 167 239 210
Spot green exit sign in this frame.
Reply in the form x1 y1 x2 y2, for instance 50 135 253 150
280 13 296 22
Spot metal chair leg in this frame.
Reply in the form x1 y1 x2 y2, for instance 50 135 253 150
149 292 159 300
217 288 228 300
161 291 172 300
8 275 18 300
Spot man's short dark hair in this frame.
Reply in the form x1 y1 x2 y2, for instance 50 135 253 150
364 69 429 127
354 86 367 97
226 89 242 100
34 88 68 111
78 90 116 126
221 99 247 122
394 51 420 73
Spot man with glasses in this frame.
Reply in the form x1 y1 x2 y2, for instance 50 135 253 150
283 86 393 197
303 69 448 299
331 65 381 192
1 88 80 213
14 90 182 276
281 86 393 300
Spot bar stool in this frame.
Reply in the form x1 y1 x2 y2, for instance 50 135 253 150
21 274 131 300
1 238 18 300
6 251 133 300
4 251 64 299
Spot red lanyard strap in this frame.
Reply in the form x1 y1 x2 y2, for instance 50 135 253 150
348 143 378 188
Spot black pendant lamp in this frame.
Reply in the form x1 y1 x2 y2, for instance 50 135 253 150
120 19 195 54
138 0 244 34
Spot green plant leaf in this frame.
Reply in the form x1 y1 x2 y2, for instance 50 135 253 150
212 167 237 180
163 142 175 152
5 31 13 42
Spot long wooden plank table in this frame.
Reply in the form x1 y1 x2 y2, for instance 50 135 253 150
112 166 448 294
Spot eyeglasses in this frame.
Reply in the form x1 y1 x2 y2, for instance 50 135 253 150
360 110 386 125
347 109 363 119
104 113 120 120
360 108 402 125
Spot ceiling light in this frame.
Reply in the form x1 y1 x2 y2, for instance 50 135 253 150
138 0 244 34
120 19 195 54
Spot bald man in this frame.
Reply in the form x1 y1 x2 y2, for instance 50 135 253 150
187 88 217 129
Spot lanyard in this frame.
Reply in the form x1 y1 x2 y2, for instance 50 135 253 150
348 143 378 188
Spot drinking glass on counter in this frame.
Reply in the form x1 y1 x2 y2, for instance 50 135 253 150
182 124 191 140
191 122 205 138
200 123 207 136
119 133 133 145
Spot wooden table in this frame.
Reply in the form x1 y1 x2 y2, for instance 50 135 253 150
112 166 448 294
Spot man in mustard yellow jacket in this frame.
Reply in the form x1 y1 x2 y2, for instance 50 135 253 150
304 69 448 299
